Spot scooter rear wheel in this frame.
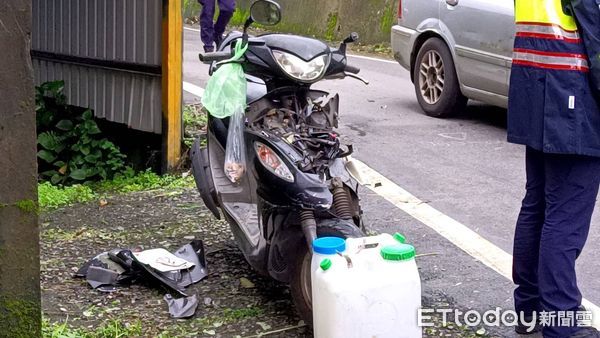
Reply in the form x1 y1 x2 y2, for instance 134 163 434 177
289 218 364 325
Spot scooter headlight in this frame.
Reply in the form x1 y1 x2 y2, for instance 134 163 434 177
254 142 295 182
272 51 329 82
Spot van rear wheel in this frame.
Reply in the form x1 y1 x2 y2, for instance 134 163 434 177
290 219 364 325
414 37 467 118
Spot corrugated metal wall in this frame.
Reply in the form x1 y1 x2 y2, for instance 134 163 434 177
32 0 163 134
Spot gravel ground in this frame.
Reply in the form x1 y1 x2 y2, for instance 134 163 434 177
41 186 496 338
41 188 308 337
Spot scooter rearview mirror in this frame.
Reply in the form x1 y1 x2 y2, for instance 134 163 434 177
249 0 282 26
343 32 359 44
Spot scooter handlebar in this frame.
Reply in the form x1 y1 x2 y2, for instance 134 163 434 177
345 64 360 74
198 51 232 64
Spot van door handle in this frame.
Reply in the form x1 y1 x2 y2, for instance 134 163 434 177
446 0 459 6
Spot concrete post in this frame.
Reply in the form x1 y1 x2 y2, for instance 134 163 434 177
0 1 41 337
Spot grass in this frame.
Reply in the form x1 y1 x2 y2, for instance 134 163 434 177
15 199 39 214
229 7 251 27
43 307 266 338
183 104 208 148
183 105 208 130
325 12 339 41
38 183 97 210
93 169 194 194
38 170 194 211
42 318 142 338
379 0 396 36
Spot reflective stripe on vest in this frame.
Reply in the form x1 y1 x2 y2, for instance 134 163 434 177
513 48 589 72
515 22 581 43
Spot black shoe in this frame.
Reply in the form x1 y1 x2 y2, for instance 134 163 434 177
203 45 214 53
515 316 541 335
569 327 600 338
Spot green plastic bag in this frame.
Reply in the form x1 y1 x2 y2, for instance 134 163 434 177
202 41 249 183
201 42 249 118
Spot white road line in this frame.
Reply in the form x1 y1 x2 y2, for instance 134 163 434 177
183 81 204 97
347 54 397 64
352 159 600 328
182 80 600 328
353 158 513 277
183 26 397 64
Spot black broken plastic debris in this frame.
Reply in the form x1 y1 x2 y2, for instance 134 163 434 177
76 251 124 278
76 241 208 297
76 251 137 292
158 240 208 288
86 266 119 289
164 294 199 319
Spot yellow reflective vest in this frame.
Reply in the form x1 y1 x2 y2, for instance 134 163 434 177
515 0 578 31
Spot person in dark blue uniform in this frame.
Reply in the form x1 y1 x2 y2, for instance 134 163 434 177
198 0 236 52
509 0 600 337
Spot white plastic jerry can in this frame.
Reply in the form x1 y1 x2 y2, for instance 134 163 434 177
310 236 348 276
312 233 422 338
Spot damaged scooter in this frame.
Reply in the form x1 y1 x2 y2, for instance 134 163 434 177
190 0 368 323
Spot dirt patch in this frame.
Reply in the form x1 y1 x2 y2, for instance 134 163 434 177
41 187 493 337
41 189 308 337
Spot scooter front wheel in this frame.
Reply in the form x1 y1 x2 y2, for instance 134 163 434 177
289 218 364 325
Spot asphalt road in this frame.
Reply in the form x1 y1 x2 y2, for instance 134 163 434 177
182 27 600 336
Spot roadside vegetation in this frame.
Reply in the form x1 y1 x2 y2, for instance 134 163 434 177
38 170 194 210
42 318 142 338
183 104 208 148
36 81 127 185
182 3 393 58
35 81 204 211
42 307 269 338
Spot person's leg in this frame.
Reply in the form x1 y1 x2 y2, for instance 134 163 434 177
513 147 546 320
539 154 600 337
214 0 235 48
199 0 216 52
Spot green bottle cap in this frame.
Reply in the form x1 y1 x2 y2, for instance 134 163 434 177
320 258 332 271
380 244 416 261
393 233 407 244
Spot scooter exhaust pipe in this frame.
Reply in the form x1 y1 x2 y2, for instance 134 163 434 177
300 210 317 247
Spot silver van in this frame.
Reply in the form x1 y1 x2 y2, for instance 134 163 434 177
391 0 515 117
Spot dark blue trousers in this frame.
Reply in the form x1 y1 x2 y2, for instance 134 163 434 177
199 0 235 51
513 147 600 337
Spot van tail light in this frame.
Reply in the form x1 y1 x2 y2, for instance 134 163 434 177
398 0 403 19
